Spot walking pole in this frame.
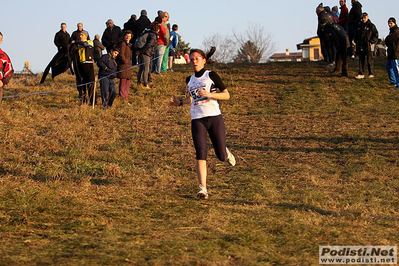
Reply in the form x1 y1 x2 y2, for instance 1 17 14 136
92 78 97 109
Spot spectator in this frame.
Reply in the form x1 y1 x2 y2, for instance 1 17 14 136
152 11 167 75
348 0 362 58
169 48 236 199
168 24 179 71
72 33 95 105
375 39 386 58
325 6 338 23
54 23 71 52
0 32 14 103
116 30 133 99
134 10 151 42
355 12 378 79
71 23 90 41
332 6 340 22
316 4 335 66
161 12 171 73
102 19 123 53
123 14 137 34
338 0 349 33
136 22 160 88
134 10 151 66
385 17 399 89
93 34 105 62
183 49 190 63
97 46 120 108
326 22 350 77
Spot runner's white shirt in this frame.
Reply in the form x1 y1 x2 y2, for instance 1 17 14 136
187 70 224 120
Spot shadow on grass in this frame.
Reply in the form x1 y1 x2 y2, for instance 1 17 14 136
273 202 399 221
231 135 398 153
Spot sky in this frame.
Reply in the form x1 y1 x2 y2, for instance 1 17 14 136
1 0 394 72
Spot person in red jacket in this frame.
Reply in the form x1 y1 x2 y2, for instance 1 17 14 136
0 32 14 103
338 0 349 33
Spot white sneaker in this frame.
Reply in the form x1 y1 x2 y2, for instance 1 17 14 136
368 75 374 78
226 148 236 166
197 185 208 199
355 75 365 79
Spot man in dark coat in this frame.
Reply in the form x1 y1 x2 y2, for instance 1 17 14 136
133 10 151 65
101 19 123 53
316 4 335 66
54 23 71 52
348 0 362 57
71 23 90 41
134 10 151 42
354 12 378 79
385 17 399 88
326 22 350 77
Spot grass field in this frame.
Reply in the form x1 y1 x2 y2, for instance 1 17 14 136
0 58 398 265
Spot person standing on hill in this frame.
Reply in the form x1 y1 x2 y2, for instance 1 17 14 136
0 32 14 104
136 22 160 89
338 0 349 33
168 24 179 71
348 0 362 58
169 48 236 199
152 11 167 75
354 12 378 79
72 33 95 105
316 4 335 67
385 17 399 89
326 22 350 77
71 23 90 41
102 19 123 53
116 30 133 99
134 10 151 66
54 23 71 52
161 12 171 73
97 46 119 108
93 34 105 62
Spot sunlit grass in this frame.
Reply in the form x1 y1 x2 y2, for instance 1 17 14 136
0 58 398 265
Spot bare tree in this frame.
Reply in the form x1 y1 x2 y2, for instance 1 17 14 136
202 33 237 63
233 22 277 63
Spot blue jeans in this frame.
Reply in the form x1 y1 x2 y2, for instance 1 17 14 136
99 78 116 107
152 44 166 74
386 60 399 86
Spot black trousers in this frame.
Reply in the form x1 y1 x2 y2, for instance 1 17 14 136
358 51 374 76
191 115 228 161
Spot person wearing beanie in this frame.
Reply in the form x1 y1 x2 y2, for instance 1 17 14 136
385 17 399 89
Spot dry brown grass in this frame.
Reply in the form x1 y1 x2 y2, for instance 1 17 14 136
0 59 398 265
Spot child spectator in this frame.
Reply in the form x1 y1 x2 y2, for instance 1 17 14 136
168 24 179 71
97 46 119 108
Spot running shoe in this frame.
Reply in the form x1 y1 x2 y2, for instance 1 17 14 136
197 185 208 199
226 148 236 166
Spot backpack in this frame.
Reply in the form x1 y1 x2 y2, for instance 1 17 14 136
134 30 150 49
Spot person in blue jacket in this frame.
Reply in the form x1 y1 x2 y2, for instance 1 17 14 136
168 24 179 71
